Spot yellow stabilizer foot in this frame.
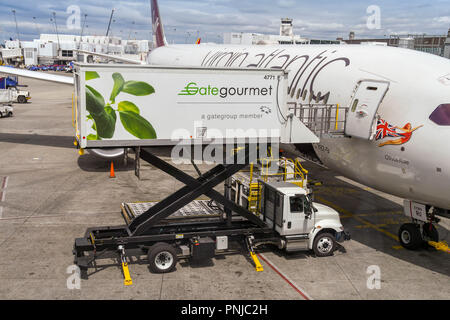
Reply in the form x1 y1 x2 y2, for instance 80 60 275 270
250 252 264 272
428 241 450 254
122 262 133 286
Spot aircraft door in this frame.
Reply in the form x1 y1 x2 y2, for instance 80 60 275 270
345 80 390 140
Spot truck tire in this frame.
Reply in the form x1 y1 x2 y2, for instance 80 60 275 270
422 223 439 243
399 223 422 250
148 242 178 274
313 232 336 257
7 112 12 117
18 96 27 104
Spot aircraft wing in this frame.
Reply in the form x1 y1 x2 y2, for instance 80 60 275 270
0 66 74 85
75 50 146 65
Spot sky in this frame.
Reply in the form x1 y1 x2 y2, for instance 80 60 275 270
0 0 449 44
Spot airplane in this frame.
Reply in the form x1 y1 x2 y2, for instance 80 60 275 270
0 0 449 251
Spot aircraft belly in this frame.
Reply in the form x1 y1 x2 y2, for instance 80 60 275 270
313 139 412 194
314 139 450 209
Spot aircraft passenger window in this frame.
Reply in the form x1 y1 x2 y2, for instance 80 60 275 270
351 99 359 113
430 104 450 126
290 196 304 213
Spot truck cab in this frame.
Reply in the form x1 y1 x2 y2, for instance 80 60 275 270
259 181 350 256
10 87 31 103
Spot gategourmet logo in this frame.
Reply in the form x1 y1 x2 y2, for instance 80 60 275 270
178 82 273 99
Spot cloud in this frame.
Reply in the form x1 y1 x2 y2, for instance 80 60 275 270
434 16 450 24
0 0 448 44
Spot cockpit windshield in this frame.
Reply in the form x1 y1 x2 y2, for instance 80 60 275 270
430 104 450 126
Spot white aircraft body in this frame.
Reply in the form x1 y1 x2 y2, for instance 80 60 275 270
0 0 449 249
146 0 450 215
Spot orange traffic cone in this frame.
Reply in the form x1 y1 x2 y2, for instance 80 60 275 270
110 161 116 179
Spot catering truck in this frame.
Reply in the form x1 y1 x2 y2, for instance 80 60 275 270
72 64 349 282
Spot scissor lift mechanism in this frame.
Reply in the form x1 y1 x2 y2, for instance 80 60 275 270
73 146 275 280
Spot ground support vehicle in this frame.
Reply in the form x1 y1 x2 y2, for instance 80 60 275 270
73 147 350 283
0 104 13 118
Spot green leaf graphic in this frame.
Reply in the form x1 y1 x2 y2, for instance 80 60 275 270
118 101 140 114
93 111 116 139
122 81 155 96
87 134 98 141
120 111 157 139
110 73 125 104
86 71 100 81
105 106 117 123
86 86 115 139
86 85 105 116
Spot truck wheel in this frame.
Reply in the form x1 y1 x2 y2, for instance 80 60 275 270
18 96 27 104
399 223 422 250
313 233 336 257
7 112 12 117
422 223 439 242
148 243 178 274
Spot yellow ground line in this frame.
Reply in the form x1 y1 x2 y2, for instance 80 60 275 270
315 196 399 242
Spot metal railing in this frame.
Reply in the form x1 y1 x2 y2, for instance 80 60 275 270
288 103 349 138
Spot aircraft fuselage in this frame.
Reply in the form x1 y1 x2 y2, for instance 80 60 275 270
148 44 450 210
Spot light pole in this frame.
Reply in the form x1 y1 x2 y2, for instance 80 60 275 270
128 21 135 40
52 12 61 56
11 10 20 46
33 16 40 37
79 14 87 50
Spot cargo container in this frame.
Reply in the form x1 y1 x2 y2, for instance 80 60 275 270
74 64 319 150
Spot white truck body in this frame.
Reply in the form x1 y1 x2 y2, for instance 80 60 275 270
74 63 319 149
0 88 30 104
0 89 12 103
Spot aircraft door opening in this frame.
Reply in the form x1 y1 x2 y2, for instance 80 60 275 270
345 80 390 140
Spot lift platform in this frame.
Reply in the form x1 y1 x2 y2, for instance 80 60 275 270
121 200 225 225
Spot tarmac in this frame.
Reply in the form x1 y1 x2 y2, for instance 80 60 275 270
0 76 449 300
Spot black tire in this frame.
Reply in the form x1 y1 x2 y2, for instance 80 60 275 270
7 112 12 117
17 96 27 104
313 232 336 257
422 223 439 242
147 242 178 274
399 223 423 250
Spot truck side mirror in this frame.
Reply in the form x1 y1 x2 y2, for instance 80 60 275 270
305 207 313 219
